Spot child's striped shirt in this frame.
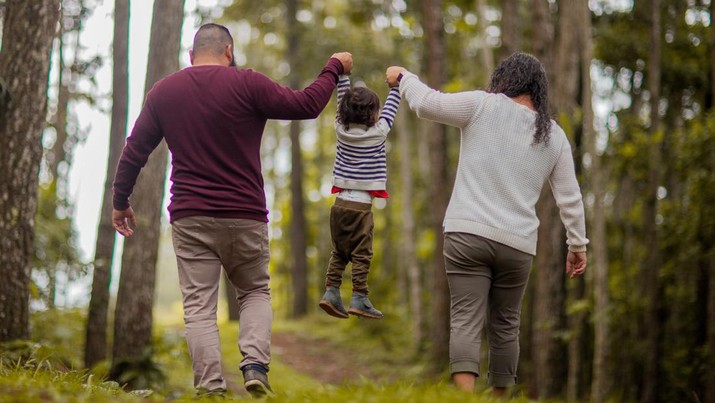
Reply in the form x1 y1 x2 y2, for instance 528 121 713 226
332 75 401 194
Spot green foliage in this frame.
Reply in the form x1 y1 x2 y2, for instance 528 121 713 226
29 309 87 365
0 337 129 402
109 348 167 392
0 362 134 403
592 1 715 400
32 182 87 308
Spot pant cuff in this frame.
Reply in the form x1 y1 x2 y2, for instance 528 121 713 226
488 372 517 387
450 360 480 376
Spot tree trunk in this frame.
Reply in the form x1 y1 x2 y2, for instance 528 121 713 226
707 253 715 403
499 0 520 60
85 0 130 369
708 8 715 403
111 0 184 378
397 109 422 347
531 196 564 397
531 0 554 70
579 2 610 401
525 1 553 397
422 0 450 373
641 1 661 401
712 0 715 109
51 20 70 183
566 279 585 403
532 0 575 398
285 0 308 318
0 0 60 342
476 0 494 80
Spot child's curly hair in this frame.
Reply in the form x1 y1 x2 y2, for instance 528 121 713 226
338 86 380 129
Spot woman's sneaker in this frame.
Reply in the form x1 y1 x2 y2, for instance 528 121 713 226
319 287 349 319
348 293 383 319
242 364 274 398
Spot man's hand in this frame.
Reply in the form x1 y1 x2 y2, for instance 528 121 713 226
566 251 587 279
386 66 406 88
112 207 136 237
330 52 353 75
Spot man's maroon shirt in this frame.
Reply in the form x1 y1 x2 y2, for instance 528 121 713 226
113 58 343 222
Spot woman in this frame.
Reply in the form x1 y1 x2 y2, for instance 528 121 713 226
385 52 588 396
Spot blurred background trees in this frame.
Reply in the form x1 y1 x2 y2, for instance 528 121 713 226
0 0 714 401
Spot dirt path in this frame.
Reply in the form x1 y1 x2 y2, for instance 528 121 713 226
270 331 377 385
223 329 378 397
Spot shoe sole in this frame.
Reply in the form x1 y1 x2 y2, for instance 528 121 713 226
245 380 274 398
348 307 383 319
319 300 349 319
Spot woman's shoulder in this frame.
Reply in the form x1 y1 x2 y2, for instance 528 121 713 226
547 121 572 150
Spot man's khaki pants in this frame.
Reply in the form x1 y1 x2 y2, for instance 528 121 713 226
171 216 272 393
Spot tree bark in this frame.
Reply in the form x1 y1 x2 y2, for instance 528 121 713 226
531 0 553 71
476 0 494 80
286 0 308 318
422 0 450 373
524 1 553 397
708 8 715 403
397 109 422 347
51 20 70 184
532 0 573 398
85 0 130 369
641 1 661 401
531 195 565 397
707 253 715 403
499 0 520 60
578 2 610 401
712 0 715 109
0 0 60 342
111 0 184 376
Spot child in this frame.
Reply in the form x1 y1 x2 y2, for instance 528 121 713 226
318 74 401 319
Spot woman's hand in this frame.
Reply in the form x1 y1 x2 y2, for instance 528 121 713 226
385 66 406 87
566 251 587 279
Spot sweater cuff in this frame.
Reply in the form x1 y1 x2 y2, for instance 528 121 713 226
398 71 418 93
568 244 587 253
113 193 130 211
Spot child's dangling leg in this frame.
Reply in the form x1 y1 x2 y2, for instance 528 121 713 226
346 208 383 320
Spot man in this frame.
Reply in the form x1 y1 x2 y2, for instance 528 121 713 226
112 23 352 398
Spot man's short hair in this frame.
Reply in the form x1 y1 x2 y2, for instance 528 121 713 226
192 23 234 58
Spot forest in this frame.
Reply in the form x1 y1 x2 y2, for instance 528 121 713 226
0 0 714 402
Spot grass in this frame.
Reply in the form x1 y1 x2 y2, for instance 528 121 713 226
0 310 536 402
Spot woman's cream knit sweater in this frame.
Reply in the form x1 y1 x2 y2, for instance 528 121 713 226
399 72 589 255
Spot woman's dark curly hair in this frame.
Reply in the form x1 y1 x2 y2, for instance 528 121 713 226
488 52 552 145
338 86 380 129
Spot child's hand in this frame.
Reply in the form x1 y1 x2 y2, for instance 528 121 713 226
386 66 406 87
331 52 353 75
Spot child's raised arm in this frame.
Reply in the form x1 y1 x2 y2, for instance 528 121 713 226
335 75 351 121
378 86 401 128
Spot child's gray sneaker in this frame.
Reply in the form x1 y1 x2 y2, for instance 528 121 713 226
242 364 274 399
319 286 349 319
348 293 383 319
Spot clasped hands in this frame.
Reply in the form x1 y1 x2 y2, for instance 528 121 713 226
331 52 406 89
